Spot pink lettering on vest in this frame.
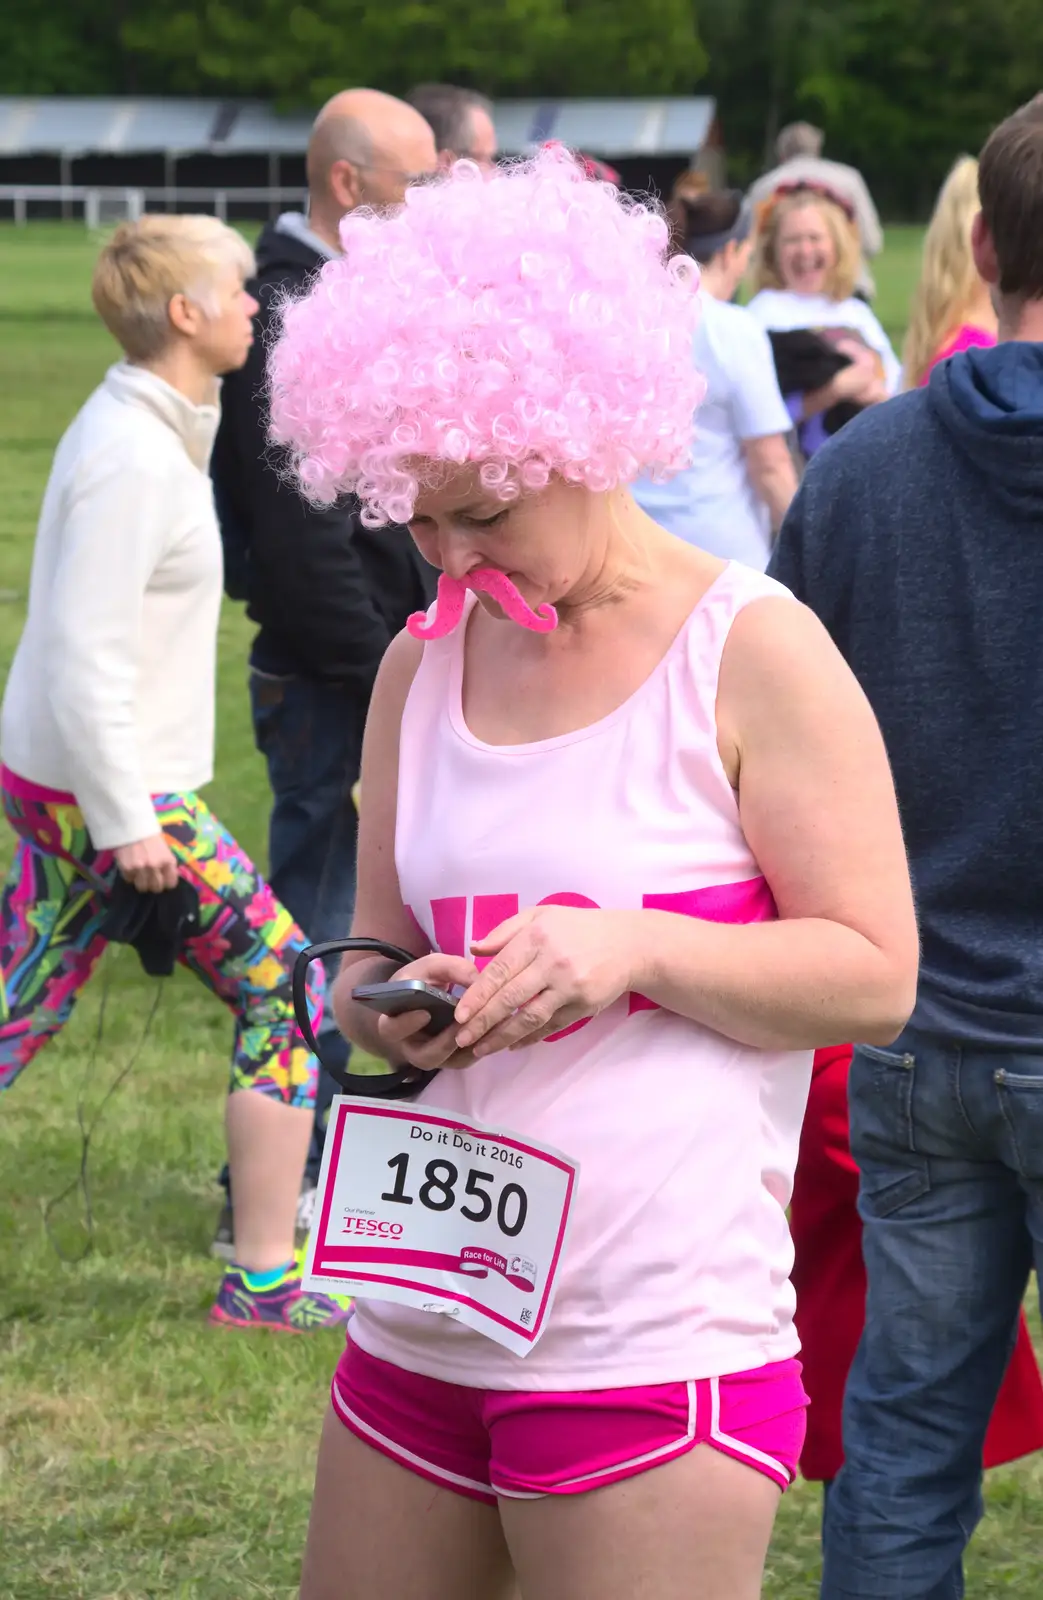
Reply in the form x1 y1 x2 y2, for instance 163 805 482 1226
430 896 467 958
471 894 520 970
629 878 777 1014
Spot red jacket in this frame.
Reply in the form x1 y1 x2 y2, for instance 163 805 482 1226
791 1045 1043 1480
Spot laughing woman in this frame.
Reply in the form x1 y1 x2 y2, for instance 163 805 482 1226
747 185 901 460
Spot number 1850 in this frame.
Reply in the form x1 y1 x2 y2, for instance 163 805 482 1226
381 1153 528 1238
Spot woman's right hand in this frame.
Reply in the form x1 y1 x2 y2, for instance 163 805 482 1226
372 953 481 1072
831 345 887 406
114 834 179 893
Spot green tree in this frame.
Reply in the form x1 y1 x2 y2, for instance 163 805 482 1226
119 0 705 103
697 0 1043 213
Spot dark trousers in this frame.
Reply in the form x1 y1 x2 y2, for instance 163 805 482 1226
821 1026 1043 1599
221 668 364 1195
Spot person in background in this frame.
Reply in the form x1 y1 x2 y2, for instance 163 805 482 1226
747 187 900 462
405 83 498 170
671 165 712 204
209 89 438 1256
902 156 997 387
749 123 882 299
768 98 1043 1599
633 190 797 567
791 1042 1043 1503
0 217 348 1333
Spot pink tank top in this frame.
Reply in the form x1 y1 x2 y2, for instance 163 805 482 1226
349 562 813 1390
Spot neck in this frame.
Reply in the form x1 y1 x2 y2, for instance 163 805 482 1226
305 205 345 256
960 281 998 337
555 493 678 626
135 344 217 408
996 292 1043 344
697 258 732 301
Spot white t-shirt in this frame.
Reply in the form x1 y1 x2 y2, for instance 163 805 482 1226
745 288 902 397
632 294 792 571
0 364 223 848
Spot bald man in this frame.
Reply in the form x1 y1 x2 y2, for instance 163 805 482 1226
305 87 440 245
209 90 438 1253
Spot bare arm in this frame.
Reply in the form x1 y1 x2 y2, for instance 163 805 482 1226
330 630 479 1059
623 597 918 1047
741 433 798 533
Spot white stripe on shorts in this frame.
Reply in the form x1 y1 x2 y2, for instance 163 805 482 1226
330 1379 492 1498
707 1375 790 1483
492 1380 699 1499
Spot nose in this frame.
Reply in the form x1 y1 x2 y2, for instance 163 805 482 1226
247 295 260 317
437 534 484 582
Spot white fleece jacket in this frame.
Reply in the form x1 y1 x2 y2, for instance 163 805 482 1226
0 363 224 848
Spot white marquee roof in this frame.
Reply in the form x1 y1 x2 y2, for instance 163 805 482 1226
0 95 716 159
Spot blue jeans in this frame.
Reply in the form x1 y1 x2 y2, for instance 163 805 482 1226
820 1026 1043 1599
250 668 364 1183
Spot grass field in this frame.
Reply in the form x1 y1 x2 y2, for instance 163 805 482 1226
0 222 1041 1598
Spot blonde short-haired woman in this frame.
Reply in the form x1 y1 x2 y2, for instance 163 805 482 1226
746 186 901 460
902 157 997 389
0 216 349 1332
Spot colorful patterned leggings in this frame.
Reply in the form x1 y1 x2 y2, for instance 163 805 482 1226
0 782 322 1106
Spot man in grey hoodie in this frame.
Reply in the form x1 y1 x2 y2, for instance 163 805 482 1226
769 99 1043 1600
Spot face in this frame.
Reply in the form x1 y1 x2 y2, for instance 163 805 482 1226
198 260 258 374
352 126 440 211
171 258 258 375
407 468 598 619
460 107 498 171
775 203 837 296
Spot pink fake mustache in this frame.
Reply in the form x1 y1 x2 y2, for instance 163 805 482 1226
407 568 559 640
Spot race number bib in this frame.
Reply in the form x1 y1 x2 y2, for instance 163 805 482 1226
303 1098 579 1356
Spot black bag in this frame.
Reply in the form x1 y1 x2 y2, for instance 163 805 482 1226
767 329 864 436
98 877 201 978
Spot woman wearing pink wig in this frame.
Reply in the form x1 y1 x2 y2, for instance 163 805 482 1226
270 149 918 1600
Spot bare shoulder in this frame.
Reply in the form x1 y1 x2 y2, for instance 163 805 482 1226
369 628 426 720
716 595 879 776
722 593 840 688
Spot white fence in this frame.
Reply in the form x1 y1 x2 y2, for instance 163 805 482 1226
0 184 308 224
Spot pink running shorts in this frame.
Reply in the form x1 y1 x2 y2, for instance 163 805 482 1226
331 1337 808 1504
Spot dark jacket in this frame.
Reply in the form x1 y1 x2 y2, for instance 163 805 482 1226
211 215 435 690
769 342 1043 1047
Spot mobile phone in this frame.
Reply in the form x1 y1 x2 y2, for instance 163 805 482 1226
351 979 463 1037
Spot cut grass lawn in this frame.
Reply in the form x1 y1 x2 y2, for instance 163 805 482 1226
1 222 1041 1598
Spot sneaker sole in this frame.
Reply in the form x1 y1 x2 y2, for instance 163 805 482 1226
208 1305 310 1333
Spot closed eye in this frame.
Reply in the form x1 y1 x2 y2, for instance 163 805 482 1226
459 509 510 529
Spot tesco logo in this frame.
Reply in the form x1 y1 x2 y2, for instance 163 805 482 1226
342 1217 404 1239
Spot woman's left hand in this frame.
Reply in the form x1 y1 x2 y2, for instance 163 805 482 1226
454 906 641 1057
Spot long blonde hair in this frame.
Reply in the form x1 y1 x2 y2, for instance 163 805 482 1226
749 188 861 303
902 157 983 389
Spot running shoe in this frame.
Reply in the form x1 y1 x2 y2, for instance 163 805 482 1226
209 1261 351 1332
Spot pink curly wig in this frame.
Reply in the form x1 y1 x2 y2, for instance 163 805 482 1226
268 145 703 527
